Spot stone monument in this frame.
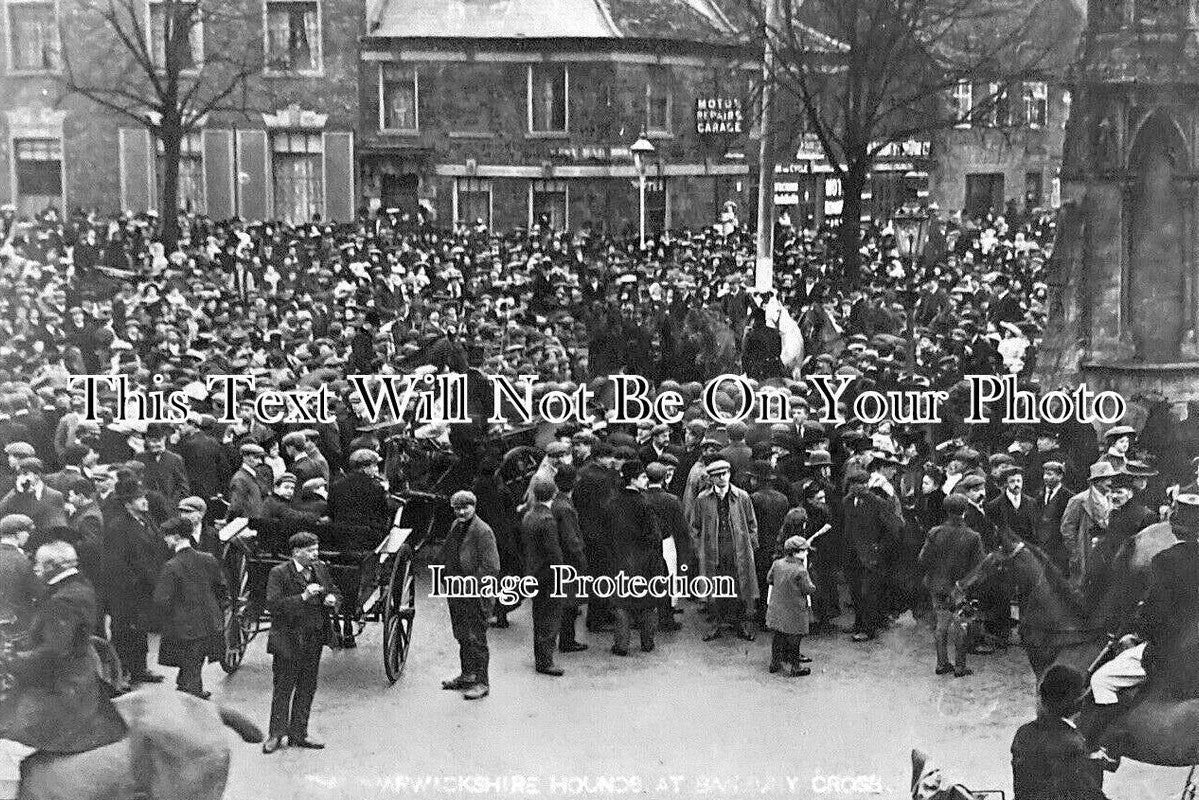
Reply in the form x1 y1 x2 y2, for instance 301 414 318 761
1040 0 1199 401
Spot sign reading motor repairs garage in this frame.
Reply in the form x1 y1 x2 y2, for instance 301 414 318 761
695 97 744 135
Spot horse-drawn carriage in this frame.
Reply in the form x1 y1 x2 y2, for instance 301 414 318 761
216 489 443 684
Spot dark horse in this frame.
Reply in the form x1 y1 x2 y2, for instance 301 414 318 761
962 531 1199 768
682 306 738 380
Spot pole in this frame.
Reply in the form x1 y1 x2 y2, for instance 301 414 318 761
754 0 781 292
639 170 647 248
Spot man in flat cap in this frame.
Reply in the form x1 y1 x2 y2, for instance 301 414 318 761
177 495 219 556
691 459 759 641
643 462 688 632
0 514 39 631
1 442 36 497
606 460 663 656
326 448 390 648
264 473 321 527
141 423 189 507
226 443 267 520
440 490 499 700
0 457 67 535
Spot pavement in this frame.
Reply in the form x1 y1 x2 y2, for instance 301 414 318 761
173 561 1184 800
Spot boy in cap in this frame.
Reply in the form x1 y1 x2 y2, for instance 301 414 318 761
765 535 816 676
226 443 267 520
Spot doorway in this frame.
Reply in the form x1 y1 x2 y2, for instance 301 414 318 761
964 173 1004 220
382 173 419 215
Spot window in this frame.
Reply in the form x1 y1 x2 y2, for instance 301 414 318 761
271 132 324 225
1024 81 1048 128
265 1 320 73
455 178 491 228
157 131 205 213
646 66 672 134
7 1 59 71
952 81 972 127
528 63 567 133
14 137 62 197
150 1 202 69
379 64 418 131
530 179 567 229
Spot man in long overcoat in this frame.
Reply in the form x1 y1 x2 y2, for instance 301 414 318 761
439 490 500 700
1061 462 1115 593
690 459 758 641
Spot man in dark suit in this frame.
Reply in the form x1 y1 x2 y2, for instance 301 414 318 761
842 473 904 642
1012 665 1108 800
153 518 228 698
226 443 267 520
142 424 190 506
606 461 664 655
439 491 500 700
1037 461 1070 571
178 415 227 502
102 477 168 685
520 476 565 676
550 466 589 652
985 465 1040 543
2 540 127 754
0 514 39 630
262 531 342 754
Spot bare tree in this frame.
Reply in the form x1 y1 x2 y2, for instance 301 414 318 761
741 0 1074 279
57 0 264 248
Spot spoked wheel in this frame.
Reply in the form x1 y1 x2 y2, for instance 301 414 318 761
496 445 542 501
382 553 416 684
221 547 252 674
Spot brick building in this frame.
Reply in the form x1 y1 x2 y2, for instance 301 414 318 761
358 0 759 234
0 0 361 223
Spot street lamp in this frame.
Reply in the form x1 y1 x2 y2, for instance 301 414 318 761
631 133 656 247
892 203 932 370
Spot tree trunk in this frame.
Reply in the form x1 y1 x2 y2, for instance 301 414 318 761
158 121 182 252
838 162 868 283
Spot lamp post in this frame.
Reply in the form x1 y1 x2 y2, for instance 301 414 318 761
893 204 931 370
631 133 656 247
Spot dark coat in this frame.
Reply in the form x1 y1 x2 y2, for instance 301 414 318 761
226 466 265 519
1011 715 1108 800
153 546 227 666
750 487 791 554
519 504 562 585
265 559 342 662
100 507 168 621
605 487 665 607
327 470 390 533
439 514 500 618
1137 539 1199 694
985 492 1040 543
644 486 691 567
842 486 904 571
551 494 588 575
141 450 190 505
263 493 323 527
2 573 127 753
1037 484 1070 559
0 542 39 627
178 431 227 500
0 485 68 535
918 519 984 599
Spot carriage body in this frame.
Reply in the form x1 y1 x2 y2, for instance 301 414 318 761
216 490 442 684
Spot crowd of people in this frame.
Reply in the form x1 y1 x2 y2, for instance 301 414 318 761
0 199 1196 795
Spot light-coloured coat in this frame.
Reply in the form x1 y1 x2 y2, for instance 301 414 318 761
1060 486 1110 592
689 485 759 603
766 555 816 635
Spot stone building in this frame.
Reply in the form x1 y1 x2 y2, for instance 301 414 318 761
1041 0 1199 401
0 0 361 223
358 0 758 234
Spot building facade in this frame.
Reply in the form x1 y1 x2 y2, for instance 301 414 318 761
0 0 361 223
357 0 759 235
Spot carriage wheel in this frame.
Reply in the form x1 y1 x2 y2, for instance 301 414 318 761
221 548 252 674
382 554 416 684
496 445 543 500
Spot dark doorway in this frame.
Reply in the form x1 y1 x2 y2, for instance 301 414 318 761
382 173 419 215
645 178 666 236
964 173 1004 220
